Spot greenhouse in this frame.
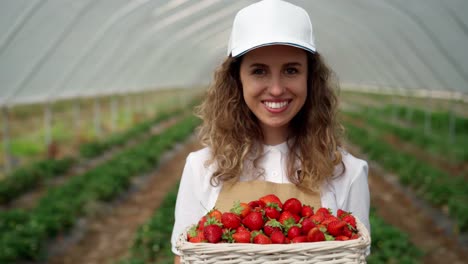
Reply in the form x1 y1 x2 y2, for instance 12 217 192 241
0 0 467 263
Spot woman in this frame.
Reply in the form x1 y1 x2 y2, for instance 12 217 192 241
171 0 370 262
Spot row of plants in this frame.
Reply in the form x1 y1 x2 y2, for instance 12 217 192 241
344 120 468 232
0 104 191 205
376 104 468 136
343 109 467 165
119 184 423 264
0 115 200 262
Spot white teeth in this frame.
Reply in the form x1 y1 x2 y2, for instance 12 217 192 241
264 101 289 109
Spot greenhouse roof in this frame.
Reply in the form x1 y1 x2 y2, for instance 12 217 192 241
1 0 467 106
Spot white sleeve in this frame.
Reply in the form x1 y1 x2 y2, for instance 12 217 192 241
344 160 370 234
170 153 206 255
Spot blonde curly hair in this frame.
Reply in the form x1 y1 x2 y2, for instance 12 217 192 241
195 51 344 192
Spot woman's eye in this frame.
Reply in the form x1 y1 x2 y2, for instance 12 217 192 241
285 67 299 75
252 68 266 75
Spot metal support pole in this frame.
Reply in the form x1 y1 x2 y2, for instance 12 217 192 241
73 100 81 133
111 97 117 132
44 103 52 148
94 98 101 138
2 107 12 173
424 92 433 135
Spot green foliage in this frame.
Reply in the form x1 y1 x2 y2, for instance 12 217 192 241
122 184 179 263
344 120 468 232
0 115 199 262
368 210 423 263
0 158 75 204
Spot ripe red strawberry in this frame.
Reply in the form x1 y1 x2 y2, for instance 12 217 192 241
242 211 264 231
252 231 271 244
327 220 347 237
301 205 314 218
187 225 198 240
342 214 357 229
337 209 348 219
307 227 325 242
300 217 316 234
230 201 251 218
248 200 266 210
259 194 283 209
221 212 241 229
342 226 353 237
263 219 282 236
204 224 223 243
335 235 350 241
287 226 302 240
321 215 339 226
350 233 360 240
309 213 325 224
197 216 207 231
269 230 285 244
291 235 308 243
278 211 296 225
189 230 206 243
283 198 302 215
232 229 251 243
264 204 281 220
315 207 331 216
208 209 222 222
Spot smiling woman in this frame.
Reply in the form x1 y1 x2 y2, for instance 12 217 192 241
171 0 370 263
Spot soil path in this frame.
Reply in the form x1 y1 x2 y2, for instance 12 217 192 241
47 138 202 264
345 144 468 264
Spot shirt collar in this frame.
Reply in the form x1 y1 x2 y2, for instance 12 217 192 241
262 140 289 155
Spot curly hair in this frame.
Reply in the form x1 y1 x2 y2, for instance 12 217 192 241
195 51 345 192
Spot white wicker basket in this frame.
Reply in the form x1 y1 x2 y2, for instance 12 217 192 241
176 219 371 264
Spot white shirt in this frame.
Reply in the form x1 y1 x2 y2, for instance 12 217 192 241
171 141 370 255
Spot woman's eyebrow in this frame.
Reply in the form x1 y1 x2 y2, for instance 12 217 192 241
249 63 268 68
249 62 303 68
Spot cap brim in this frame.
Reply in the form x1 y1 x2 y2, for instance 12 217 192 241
231 41 316 57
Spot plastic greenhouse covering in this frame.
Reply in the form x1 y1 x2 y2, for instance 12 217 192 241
1 0 467 107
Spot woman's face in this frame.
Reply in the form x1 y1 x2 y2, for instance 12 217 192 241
239 45 308 140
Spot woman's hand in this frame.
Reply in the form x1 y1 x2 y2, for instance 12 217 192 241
174 255 180 264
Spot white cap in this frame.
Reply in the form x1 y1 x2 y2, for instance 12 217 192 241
227 0 316 57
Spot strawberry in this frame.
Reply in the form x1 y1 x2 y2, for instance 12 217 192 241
208 209 222 222
248 200 265 210
321 215 339 226
301 205 314 218
309 213 325 224
187 225 198 240
287 226 302 240
291 235 308 243
252 231 271 244
259 194 283 209
335 235 350 241
204 224 223 243
263 219 282 236
189 230 206 243
232 229 251 243
342 226 353 237
327 220 347 237
270 230 286 244
342 214 357 229
283 198 302 215
264 203 281 220
315 207 331 217
307 227 325 242
221 212 241 229
222 228 235 243
300 217 316 234
350 233 360 240
197 216 207 231
242 211 264 231
337 209 348 219
230 201 251 218
278 211 296 225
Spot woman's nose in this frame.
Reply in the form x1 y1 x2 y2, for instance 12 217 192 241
268 75 285 96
